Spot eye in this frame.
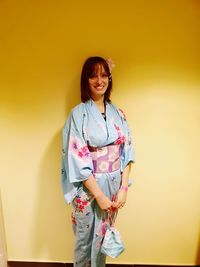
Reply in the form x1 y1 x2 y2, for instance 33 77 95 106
102 73 108 78
89 73 97 79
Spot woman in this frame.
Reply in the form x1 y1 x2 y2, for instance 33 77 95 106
62 56 135 267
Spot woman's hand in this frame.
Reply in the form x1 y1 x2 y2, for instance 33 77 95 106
95 192 113 211
113 189 127 209
83 175 113 211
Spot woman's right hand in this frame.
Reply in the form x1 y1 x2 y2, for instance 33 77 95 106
95 192 113 211
83 175 113 210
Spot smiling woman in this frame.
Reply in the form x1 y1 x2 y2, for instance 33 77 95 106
61 56 135 267
81 57 113 105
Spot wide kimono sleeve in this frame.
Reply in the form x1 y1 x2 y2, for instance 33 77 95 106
61 105 94 204
118 109 135 172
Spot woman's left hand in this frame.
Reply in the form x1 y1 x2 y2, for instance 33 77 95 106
112 189 127 209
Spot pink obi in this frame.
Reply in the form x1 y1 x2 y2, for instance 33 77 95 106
88 144 122 173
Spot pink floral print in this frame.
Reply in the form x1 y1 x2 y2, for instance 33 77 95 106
118 108 127 121
69 136 91 162
96 218 108 249
73 191 93 213
113 124 126 145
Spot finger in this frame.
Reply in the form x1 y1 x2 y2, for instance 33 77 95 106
114 199 120 206
117 201 126 209
121 202 126 208
103 208 110 212
115 203 122 209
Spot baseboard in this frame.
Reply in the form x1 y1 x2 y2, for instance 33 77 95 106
7 262 197 267
7 262 134 267
7 262 133 267
8 263 67 267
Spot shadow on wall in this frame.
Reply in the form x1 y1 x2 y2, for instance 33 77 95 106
32 129 73 260
31 78 81 261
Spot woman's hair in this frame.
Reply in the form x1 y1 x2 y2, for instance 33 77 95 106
81 56 113 103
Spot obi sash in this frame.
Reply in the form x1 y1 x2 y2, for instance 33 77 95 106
88 144 122 173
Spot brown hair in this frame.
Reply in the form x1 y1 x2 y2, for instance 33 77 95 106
81 56 113 103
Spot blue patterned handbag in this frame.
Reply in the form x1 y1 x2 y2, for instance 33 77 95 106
101 211 125 258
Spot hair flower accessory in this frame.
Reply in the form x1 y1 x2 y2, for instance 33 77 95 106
106 58 116 73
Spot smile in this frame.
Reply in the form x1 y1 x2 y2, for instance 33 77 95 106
95 86 104 90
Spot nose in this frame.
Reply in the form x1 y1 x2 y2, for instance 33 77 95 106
96 75 102 84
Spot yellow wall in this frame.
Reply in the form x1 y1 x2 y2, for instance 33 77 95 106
0 0 199 265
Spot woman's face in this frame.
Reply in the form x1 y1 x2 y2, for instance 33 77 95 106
88 64 109 100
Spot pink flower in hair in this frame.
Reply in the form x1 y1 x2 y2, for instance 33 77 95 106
106 58 116 73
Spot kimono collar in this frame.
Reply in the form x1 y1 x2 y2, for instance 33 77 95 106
85 99 108 132
86 99 109 117
84 99 121 145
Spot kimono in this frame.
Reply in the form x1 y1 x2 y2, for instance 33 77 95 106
62 99 135 267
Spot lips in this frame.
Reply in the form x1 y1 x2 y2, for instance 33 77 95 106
95 85 104 90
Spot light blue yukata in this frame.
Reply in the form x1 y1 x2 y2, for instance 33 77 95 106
61 99 135 267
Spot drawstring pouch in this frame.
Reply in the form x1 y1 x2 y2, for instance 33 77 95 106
101 210 125 258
